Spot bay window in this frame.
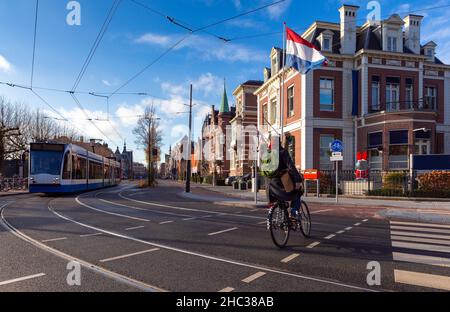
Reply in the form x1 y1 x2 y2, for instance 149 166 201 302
389 130 409 169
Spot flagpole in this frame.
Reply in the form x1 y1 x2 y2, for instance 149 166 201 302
280 22 286 143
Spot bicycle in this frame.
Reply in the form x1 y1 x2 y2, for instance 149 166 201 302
267 199 311 248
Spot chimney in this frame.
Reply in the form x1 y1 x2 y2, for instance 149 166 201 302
403 15 423 55
339 4 359 55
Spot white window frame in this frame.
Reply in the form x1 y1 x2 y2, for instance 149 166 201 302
319 78 335 112
288 85 295 117
406 82 414 110
386 82 400 111
371 80 380 111
388 129 409 170
424 86 437 110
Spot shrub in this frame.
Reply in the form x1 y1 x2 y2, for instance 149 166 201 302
417 171 450 192
383 172 407 191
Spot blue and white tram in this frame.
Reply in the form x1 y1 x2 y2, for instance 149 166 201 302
29 142 122 193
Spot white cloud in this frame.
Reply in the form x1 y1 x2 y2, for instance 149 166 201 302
115 104 145 127
266 0 292 20
102 80 112 87
171 124 189 140
135 33 171 46
420 2 450 63
0 54 12 73
135 33 265 63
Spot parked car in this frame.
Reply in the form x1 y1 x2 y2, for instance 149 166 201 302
240 173 252 182
225 176 238 186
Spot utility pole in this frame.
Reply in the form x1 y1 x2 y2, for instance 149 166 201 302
147 116 152 187
186 84 193 193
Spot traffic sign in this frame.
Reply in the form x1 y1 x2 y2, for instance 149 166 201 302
330 155 343 162
332 152 342 157
330 140 343 153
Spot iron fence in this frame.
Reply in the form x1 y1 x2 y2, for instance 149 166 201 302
304 170 450 198
0 177 28 192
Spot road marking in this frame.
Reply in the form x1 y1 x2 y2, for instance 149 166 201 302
362 219 369 222
242 272 266 284
159 221 174 225
183 217 197 221
0 273 46 286
324 234 336 240
391 225 450 235
393 252 450 268
218 287 234 292
307 242 321 249
125 226 145 231
201 215 213 218
354 223 361 226
281 253 300 263
250 209 259 212
97 197 193 218
47 205 378 292
392 241 450 254
76 197 150 222
41 237 67 243
208 227 238 236
345 227 353 231
258 221 267 225
119 192 265 220
80 232 102 238
100 248 160 263
336 230 345 234
394 269 450 291
390 221 450 229
391 235 450 246
391 230 450 240
311 209 334 214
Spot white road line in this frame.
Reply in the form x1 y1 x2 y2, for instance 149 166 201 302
391 235 450 246
250 209 259 212
390 221 450 229
362 219 369 222
208 227 238 236
183 217 197 221
325 234 336 240
125 226 145 231
258 221 267 225
97 197 193 218
345 227 353 231
394 269 450 291
311 209 334 214
391 230 450 240
354 223 361 226
100 248 160 263
41 237 67 243
392 241 450 254
393 252 450 268
201 215 213 218
218 287 234 292
281 253 300 263
80 232 102 238
390 225 450 235
0 273 46 286
307 242 321 249
47 205 378 292
336 230 345 234
242 272 266 283
119 193 265 220
75 197 150 222
159 221 174 225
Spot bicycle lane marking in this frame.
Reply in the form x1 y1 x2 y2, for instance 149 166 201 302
50 199 378 292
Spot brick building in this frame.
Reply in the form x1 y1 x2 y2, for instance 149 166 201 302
255 4 450 171
229 80 263 177
201 83 235 177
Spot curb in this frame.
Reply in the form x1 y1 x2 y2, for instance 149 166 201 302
377 208 450 224
0 191 29 198
178 191 267 209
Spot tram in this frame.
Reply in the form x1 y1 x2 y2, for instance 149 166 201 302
29 142 121 194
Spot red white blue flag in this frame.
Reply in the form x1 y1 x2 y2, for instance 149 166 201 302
286 26 328 74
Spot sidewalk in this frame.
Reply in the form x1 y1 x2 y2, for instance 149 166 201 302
185 182 450 210
0 190 28 197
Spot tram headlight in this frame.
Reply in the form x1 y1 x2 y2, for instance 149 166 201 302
53 178 60 184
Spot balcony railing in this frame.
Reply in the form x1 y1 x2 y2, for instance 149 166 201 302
369 100 438 114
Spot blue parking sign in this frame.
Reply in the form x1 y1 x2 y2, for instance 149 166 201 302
330 140 343 153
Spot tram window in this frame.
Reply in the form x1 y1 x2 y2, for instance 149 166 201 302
104 164 109 179
89 161 103 179
30 150 63 175
62 153 71 179
78 158 87 180
72 156 77 179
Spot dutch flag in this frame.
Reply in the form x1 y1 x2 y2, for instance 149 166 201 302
286 26 328 74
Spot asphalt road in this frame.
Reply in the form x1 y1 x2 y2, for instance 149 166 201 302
1 181 449 292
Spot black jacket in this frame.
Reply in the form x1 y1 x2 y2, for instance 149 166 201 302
266 147 303 202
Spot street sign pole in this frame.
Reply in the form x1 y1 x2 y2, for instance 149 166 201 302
335 161 338 203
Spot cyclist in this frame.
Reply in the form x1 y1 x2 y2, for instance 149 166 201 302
261 135 304 219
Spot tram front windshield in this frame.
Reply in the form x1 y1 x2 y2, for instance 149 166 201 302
30 151 63 176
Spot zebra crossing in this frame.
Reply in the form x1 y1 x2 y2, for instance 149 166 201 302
389 220 450 291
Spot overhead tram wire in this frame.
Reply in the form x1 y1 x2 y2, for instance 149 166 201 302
30 0 39 88
71 0 122 92
110 0 287 98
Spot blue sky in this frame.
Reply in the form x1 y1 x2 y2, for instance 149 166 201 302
0 0 449 164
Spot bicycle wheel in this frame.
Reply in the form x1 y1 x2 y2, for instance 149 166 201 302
299 201 312 238
268 203 290 248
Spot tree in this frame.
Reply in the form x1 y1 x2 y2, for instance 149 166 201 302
133 104 163 185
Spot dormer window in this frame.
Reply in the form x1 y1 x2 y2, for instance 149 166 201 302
271 55 278 74
318 30 334 52
426 49 433 57
388 36 397 52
